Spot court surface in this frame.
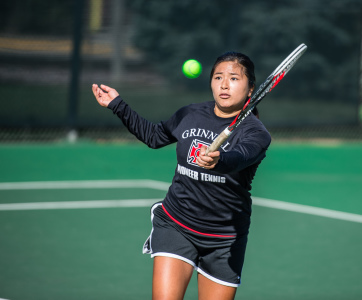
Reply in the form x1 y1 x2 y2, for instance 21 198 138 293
0 142 361 300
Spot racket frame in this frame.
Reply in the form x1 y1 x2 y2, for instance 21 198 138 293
206 43 307 154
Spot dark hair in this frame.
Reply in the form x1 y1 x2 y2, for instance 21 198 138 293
210 51 256 88
210 51 259 117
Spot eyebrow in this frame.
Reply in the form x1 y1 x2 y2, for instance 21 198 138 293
214 72 241 76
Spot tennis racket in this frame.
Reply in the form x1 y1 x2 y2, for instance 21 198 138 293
206 43 307 154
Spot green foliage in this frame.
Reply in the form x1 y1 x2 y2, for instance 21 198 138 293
127 0 234 89
0 0 74 35
127 0 361 101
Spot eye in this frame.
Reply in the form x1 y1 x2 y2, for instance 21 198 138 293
214 76 222 80
231 77 238 81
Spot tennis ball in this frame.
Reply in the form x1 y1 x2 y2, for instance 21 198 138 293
182 59 202 79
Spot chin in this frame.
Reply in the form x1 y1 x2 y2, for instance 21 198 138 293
219 102 239 110
217 100 233 107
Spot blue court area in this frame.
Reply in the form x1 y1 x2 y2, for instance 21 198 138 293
0 142 361 300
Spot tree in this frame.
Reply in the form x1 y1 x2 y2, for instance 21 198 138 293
127 0 361 103
0 0 73 35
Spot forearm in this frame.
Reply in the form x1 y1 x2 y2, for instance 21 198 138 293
213 147 266 174
108 96 175 148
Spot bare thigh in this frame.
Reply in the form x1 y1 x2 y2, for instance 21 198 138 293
197 272 237 300
152 256 194 300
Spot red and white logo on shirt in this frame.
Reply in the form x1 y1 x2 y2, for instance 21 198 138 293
187 139 210 167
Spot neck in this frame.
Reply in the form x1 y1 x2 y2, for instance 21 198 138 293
214 105 241 118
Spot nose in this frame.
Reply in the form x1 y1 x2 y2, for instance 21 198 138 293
221 79 229 89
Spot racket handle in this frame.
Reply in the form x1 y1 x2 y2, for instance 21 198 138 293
205 128 231 155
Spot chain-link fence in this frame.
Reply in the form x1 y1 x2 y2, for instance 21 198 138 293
0 0 361 142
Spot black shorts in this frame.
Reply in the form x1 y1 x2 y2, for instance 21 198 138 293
143 202 248 287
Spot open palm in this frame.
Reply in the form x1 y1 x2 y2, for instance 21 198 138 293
92 84 119 107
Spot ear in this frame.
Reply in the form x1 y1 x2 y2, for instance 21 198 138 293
248 85 255 97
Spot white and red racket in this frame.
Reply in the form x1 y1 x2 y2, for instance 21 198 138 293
206 43 307 154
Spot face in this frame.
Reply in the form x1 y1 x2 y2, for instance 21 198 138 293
211 61 253 117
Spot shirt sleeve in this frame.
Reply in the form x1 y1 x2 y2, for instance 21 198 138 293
107 96 177 149
213 124 271 174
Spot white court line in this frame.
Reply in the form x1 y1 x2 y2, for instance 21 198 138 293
252 197 362 223
0 179 361 223
0 199 161 211
0 179 170 191
0 197 361 223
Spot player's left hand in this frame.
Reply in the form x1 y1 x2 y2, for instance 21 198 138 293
196 146 220 169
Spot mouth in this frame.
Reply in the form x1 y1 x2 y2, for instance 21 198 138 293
219 93 230 99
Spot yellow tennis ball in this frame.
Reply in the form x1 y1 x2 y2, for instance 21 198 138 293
182 59 202 79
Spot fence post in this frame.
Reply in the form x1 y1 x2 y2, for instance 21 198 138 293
67 0 84 141
111 0 124 82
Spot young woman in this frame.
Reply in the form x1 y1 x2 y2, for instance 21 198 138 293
92 52 271 300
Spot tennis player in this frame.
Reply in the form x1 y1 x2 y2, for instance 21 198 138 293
92 52 271 300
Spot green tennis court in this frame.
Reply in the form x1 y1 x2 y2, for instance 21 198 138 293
0 142 361 300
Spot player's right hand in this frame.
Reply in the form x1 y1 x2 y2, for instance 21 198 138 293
92 84 119 107
197 146 220 170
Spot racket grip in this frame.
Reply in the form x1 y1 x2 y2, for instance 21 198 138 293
205 129 231 155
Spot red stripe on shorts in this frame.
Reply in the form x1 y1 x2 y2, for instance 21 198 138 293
162 204 236 238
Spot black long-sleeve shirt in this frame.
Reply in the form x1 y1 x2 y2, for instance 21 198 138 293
108 96 271 236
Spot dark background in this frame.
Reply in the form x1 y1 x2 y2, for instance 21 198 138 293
0 0 361 141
